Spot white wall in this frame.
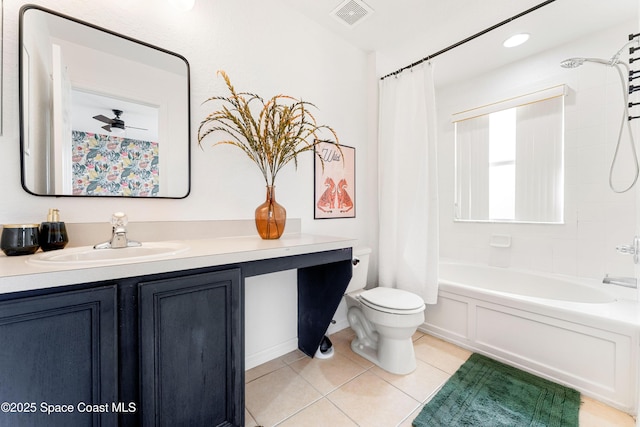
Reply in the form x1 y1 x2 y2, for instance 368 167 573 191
437 21 638 281
1 0 375 366
21 7 52 193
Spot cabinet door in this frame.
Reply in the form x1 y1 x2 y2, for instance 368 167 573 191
0 286 117 427
139 268 243 427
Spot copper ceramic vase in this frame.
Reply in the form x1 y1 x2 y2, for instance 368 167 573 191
255 186 286 239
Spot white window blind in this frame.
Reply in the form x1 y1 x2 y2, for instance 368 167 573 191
454 85 565 223
452 85 567 123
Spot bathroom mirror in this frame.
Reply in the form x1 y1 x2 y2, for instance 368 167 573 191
19 5 191 198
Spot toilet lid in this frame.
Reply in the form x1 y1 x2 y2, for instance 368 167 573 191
359 287 425 312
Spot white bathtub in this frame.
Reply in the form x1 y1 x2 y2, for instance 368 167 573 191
438 262 618 303
422 261 640 414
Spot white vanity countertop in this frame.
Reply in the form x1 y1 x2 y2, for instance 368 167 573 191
0 234 357 294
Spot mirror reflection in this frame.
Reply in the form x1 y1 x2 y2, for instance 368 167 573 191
19 5 191 198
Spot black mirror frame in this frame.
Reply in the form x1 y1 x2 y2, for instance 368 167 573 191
18 4 191 199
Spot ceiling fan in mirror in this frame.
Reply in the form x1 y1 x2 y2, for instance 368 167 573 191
92 109 148 135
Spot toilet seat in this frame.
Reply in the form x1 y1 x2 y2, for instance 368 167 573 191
359 287 425 315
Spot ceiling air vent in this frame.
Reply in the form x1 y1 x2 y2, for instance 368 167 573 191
331 0 374 27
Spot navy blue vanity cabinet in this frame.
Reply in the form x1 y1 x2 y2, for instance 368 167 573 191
0 285 118 427
0 246 351 427
138 268 243 427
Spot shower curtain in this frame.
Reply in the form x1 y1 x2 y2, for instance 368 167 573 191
378 64 439 304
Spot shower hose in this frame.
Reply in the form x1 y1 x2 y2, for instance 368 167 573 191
610 61 639 193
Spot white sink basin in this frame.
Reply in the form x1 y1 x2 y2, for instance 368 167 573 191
28 242 190 266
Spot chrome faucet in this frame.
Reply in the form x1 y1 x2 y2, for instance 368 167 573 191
94 212 141 249
602 274 637 288
616 236 640 264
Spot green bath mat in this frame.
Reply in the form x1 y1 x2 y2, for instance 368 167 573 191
413 353 580 427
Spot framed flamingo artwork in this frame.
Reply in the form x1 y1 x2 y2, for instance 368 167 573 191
314 141 356 219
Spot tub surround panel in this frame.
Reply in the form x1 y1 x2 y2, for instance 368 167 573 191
475 305 625 394
423 263 640 414
419 295 469 340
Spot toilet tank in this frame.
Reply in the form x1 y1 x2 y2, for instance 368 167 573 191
345 246 371 294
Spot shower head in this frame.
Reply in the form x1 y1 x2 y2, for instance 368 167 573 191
560 58 585 68
560 57 613 68
561 40 639 69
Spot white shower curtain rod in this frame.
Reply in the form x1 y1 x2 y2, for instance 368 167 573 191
379 0 557 81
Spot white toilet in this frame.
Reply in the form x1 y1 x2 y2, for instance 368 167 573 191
345 247 426 375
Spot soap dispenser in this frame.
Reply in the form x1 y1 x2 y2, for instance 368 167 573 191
39 208 69 251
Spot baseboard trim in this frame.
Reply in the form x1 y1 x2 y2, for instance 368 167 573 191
328 319 350 335
245 320 352 370
245 338 299 370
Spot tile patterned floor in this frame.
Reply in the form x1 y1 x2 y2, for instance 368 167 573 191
245 328 636 427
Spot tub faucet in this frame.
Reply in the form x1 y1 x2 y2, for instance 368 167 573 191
94 212 141 249
602 274 637 288
616 235 640 264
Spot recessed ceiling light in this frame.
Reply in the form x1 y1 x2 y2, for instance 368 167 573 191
169 0 195 11
503 33 530 48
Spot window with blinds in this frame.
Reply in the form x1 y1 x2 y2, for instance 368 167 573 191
453 85 565 223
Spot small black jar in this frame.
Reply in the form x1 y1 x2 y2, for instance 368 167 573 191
1 224 40 256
